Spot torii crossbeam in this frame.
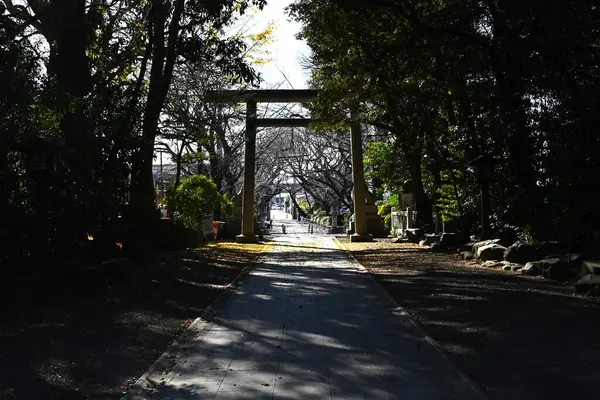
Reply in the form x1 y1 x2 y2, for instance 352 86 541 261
205 89 372 243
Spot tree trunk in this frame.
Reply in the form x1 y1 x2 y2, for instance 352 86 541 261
406 147 433 229
216 120 237 197
289 192 308 218
129 0 185 230
175 145 184 189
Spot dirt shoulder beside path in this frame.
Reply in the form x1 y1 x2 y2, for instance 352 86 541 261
338 238 600 400
0 242 271 400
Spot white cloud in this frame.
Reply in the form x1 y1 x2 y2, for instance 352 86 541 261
244 1 311 89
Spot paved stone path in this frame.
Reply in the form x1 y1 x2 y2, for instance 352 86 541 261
127 220 483 399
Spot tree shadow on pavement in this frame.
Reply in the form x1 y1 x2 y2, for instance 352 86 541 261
129 243 481 400
0 246 258 399
354 245 600 400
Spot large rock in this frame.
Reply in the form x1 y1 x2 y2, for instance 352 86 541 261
501 261 521 271
503 241 541 263
405 228 424 243
462 242 475 252
582 261 600 276
522 261 542 276
481 260 503 268
431 242 450 253
440 232 460 247
477 243 507 261
526 254 584 282
575 274 600 295
540 257 576 282
420 234 441 246
554 253 583 267
502 261 523 272
576 274 600 295
472 239 501 255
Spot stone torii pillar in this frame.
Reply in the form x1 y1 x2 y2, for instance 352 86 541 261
349 114 372 242
205 90 377 243
205 90 318 243
237 100 258 243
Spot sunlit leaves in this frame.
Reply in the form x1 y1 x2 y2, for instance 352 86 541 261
209 241 274 257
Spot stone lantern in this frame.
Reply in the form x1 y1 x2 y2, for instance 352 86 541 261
328 199 343 233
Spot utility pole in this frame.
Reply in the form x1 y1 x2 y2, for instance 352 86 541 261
160 151 164 198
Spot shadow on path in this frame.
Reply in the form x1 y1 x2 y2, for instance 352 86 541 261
127 236 482 400
353 245 600 400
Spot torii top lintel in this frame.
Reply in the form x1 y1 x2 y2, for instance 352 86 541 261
205 89 318 103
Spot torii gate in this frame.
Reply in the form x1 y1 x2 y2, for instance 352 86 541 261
205 89 372 243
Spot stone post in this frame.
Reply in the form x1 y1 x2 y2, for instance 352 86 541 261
328 199 342 234
237 100 258 243
349 113 372 242
406 207 412 229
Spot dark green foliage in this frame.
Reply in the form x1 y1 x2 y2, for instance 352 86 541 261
291 0 600 244
173 174 226 231
377 194 400 229
1 0 265 263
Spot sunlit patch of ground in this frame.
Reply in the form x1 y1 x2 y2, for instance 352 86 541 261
337 237 421 252
208 240 274 257
271 241 322 253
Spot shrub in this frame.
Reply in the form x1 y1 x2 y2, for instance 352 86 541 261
378 195 400 229
173 175 226 236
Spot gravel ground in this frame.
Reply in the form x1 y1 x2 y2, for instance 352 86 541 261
0 242 269 400
338 238 600 400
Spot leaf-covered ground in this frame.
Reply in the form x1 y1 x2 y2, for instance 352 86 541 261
337 238 600 400
0 241 272 400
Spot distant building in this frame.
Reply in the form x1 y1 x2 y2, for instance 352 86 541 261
152 163 198 197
